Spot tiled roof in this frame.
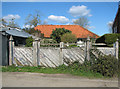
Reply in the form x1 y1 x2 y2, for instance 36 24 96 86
34 25 99 38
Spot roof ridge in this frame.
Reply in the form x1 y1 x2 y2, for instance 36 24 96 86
78 25 99 37
36 24 79 27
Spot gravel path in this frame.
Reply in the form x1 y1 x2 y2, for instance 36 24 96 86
2 72 118 87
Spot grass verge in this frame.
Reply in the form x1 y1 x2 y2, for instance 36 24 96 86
2 65 105 79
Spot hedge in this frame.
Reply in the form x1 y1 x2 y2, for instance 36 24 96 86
96 33 120 46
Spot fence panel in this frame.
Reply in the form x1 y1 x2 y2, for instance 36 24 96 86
97 47 115 56
14 47 33 66
39 48 60 67
63 48 85 65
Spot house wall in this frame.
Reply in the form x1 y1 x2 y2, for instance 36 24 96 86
0 33 2 66
113 6 120 33
0 33 9 66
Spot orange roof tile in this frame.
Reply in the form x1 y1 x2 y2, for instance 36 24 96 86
34 25 99 38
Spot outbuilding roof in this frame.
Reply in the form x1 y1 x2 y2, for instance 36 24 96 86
0 26 32 38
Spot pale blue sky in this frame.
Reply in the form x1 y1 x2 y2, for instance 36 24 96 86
2 2 119 36
2 0 119 2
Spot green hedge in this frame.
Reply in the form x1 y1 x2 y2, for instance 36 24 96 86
91 55 118 77
96 33 120 46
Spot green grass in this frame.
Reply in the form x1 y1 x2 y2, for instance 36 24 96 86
2 65 104 79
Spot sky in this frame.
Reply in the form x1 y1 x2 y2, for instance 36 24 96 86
1 1 119 36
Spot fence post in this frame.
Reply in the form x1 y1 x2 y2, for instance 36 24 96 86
59 42 64 65
86 36 91 61
33 38 40 67
9 36 14 66
115 39 119 59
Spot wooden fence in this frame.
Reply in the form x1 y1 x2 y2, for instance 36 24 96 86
13 46 85 67
9 36 119 67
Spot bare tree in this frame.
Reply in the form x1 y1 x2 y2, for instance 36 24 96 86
0 18 20 28
7 18 20 28
25 10 41 28
0 18 7 26
107 21 113 33
73 16 89 29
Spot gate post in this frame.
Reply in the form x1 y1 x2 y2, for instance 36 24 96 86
33 38 40 67
9 36 14 66
59 42 64 65
86 36 91 61
115 39 119 59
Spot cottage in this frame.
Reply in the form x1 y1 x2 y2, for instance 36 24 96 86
34 25 99 41
112 2 120 33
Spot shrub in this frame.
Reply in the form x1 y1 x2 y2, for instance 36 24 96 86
68 61 92 72
50 28 71 43
96 33 120 46
61 33 77 43
91 55 118 77
25 36 34 47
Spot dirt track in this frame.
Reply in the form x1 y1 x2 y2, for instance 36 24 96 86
2 72 118 87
